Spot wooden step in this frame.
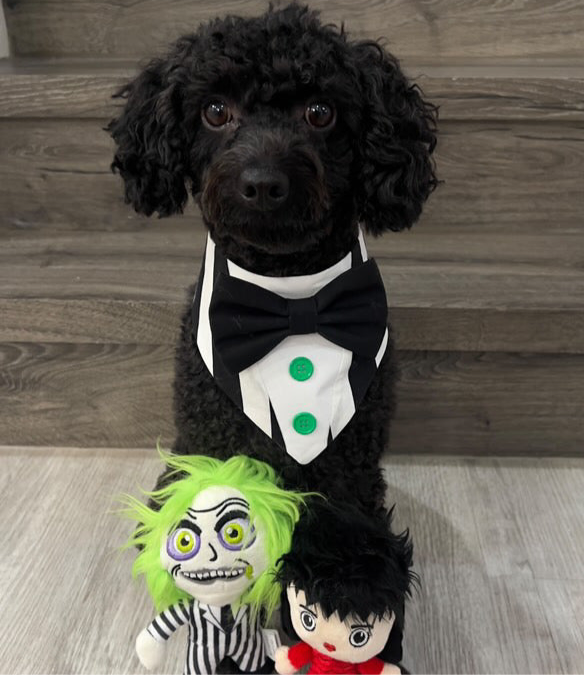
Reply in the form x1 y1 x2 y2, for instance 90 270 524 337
1 226 584 353
2 342 583 454
2 57 584 121
1 448 583 673
4 0 584 61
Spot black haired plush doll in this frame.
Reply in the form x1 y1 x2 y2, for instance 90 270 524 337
274 501 416 674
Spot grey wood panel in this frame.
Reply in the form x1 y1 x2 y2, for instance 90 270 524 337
3 299 584 355
537 579 584 675
2 58 584 121
0 298 182 345
1 450 583 673
395 350 584 455
2 119 583 233
390 307 584 356
0 1 8 58
430 122 584 234
0 446 184 675
385 455 584 673
1 343 584 453
465 460 584 581
0 117 197 231
4 0 584 60
2 228 584 310
1 225 584 353
0 342 175 449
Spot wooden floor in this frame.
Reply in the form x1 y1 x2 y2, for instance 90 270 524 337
0 449 582 674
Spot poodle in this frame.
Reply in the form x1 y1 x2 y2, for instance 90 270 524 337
107 2 437 514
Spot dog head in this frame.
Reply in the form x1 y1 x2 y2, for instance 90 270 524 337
107 3 437 260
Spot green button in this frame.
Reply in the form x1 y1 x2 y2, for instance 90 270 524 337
293 412 317 435
289 357 314 382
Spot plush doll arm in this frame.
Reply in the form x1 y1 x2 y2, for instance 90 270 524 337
136 628 167 671
136 601 191 670
275 643 313 674
356 657 401 675
380 663 401 675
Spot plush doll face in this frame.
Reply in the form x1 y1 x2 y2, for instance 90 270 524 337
160 486 268 606
287 586 395 664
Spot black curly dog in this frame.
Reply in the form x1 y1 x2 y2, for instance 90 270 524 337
107 3 437 514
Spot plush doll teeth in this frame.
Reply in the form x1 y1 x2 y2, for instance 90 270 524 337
182 567 246 582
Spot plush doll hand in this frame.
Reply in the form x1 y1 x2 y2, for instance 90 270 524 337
135 628 166 671
275 645 297 675
380 663 401 675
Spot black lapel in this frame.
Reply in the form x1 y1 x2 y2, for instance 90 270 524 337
211 245 244 410
269 400 285 449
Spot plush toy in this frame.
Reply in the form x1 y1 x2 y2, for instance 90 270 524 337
274 501 416 675
121 452 310 674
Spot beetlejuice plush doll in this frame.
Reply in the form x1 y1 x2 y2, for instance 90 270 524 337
122 452 310 675
274 501 416 675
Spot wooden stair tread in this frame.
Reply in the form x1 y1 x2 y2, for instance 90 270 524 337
0 226 583 353
1 57 584 121
4 0 584 61
2 227 583 308
2 343 583 452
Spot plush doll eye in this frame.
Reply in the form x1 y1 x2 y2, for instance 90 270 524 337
300 610 317 632
349 627 371 648
202 100 233 127
167 528 200 560
304 102 335 129
218 519 256 550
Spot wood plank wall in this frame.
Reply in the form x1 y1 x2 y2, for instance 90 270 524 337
0 0 9 57
1 0 583 454
4 0 584 59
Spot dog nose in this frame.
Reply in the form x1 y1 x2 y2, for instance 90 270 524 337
238 167 289 211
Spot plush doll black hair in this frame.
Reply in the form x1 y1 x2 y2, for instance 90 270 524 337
274 500 416 672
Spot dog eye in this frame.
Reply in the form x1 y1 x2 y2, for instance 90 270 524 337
202 100 232 127
305 102 335 129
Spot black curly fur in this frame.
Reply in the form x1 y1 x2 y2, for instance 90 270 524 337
275 500 416 626
106 3 437 511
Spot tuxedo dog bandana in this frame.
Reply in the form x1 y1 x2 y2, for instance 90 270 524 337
192 230 388 464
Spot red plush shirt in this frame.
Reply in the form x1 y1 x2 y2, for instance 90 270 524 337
288 642 385 674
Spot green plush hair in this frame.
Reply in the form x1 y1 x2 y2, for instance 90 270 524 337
121 448 311 621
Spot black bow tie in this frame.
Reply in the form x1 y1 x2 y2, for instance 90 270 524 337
208 259 388 373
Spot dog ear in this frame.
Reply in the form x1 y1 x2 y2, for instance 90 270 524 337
352 42 438 234
106 54 189 218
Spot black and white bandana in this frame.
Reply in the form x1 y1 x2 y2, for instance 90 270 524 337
192 230 388 465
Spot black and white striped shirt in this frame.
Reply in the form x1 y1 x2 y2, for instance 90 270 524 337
146 599 267 674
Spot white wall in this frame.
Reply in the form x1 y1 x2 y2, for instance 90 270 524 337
0 1 9 57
